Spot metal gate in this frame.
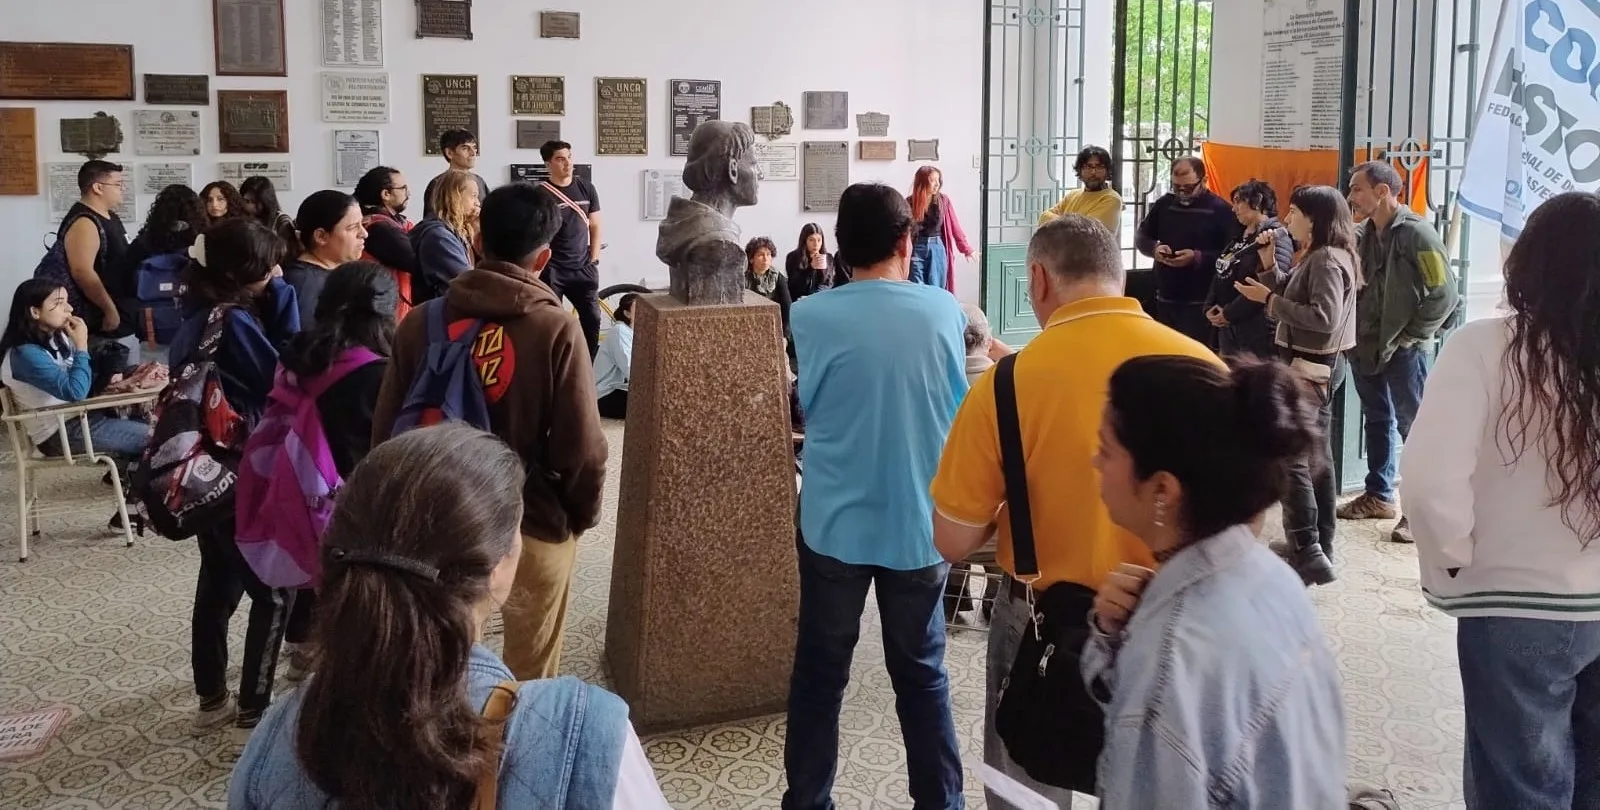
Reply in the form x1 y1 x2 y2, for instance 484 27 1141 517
1332 0 1483 491
979 0 1090 346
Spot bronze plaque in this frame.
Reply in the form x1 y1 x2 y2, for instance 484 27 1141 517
213 0 287 76
516 119 562 150
0 42 134 101
144 73 211 105
857 140 896 161
60 112 124 159
539 11 580 39
417 0 473 39
511 75 563 116
422 74 479 155
595 77 646 156
0 107 39 195
218 90 290 153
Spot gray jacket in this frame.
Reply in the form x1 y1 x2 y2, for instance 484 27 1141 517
1265 246 1358 357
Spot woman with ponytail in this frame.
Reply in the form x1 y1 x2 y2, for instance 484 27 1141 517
1084 356 1345 808
271 260 396 682
230 424 669 809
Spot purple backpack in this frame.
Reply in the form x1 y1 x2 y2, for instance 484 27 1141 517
235 347 382 589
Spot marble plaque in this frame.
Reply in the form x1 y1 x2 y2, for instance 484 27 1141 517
138 162 195 196
213 0 288 76
321 72 390 123
143 74 210 106
511 75 564 116
421 74 479 155
753 142 798 181
59 113 123 159
641 169 687 221
596 77 646 156
856 112 890 137
217 90 289 153
802 91 848 130
48 162 136 221
133 110 202 156
857 140 896 161
321 0 384 67
334 129 380 186
669 79 720 157
908 138 941 162
217 160 291 189
539 11 580 38
516 119 562 150
416 0 472 39
0 107 38 195
0 43 134 100
802 141 849 212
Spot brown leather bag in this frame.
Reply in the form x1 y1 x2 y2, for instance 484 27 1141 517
472 680 520 810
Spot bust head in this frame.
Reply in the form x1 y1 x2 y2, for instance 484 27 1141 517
683 121 759 208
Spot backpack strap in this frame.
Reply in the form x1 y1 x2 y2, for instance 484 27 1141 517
473 680 520 810
540 181 590 227
299 347 384 400
187 305 233 367
424 297 486 351
992 352 1037 580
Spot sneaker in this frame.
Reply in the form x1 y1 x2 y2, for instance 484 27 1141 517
283 644 312 683
1337 493 1399 521
194 692 236 733
235 707 264 730
1389 515 1414 544
1291 544 1337 587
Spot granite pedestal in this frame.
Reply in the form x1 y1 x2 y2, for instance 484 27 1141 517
604 291 799 733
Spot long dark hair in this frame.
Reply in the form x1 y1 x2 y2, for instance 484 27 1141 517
615 293 638 327
240 175 285 222
0 280 68 358
200 181 245 225
296 424 525 810
1500 191 1600 546
182 218 282 309
137 185 206 254
1108 356 1319 542
281 262 396 378
796 222 827 257
1289 185 1362 283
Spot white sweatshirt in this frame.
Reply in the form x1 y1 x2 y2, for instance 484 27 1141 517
1401 317 1600 621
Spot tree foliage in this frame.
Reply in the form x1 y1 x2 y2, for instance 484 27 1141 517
1121 0 1214 141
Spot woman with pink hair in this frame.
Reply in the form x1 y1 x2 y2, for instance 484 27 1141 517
906 166 975 293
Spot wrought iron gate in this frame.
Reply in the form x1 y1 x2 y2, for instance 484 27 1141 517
1332 0 1483 491
979 0 1089 346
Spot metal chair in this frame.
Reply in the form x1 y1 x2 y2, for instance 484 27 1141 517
0 388 156 561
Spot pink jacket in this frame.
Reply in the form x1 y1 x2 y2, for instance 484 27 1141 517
937 193 973 294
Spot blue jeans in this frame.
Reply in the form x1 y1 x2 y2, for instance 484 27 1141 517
40 413 149 459
1458 617 1600 809
1352 343 1428 501
909 237 948 288
783 536 963 809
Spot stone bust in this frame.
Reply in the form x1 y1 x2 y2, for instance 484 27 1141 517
656 121 761 305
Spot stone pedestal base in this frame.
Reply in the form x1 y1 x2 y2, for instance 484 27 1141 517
604 291 798 733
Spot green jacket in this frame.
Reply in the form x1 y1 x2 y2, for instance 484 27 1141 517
1352 207 1457 374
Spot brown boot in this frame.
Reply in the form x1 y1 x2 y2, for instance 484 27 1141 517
1337 493 1399 520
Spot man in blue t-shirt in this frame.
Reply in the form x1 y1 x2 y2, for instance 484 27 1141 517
783 183 968 809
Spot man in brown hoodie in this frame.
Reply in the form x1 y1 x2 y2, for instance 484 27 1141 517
372 182 608 679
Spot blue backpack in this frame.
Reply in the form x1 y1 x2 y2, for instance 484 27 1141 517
390 299 494 434
128 252 188 345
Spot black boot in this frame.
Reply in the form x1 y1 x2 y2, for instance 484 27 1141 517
1291 543 1336 586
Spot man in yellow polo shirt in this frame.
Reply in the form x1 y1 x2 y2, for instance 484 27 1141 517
930 213 1220 807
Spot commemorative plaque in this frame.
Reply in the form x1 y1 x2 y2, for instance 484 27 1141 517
510 163 591 184
417 0 473 39
908 138 941 162
801 141 849 213
511 75 563 116
213 0 288 76
857 140 896 161
856 112 890 138
133 109 203 156
0 107 39 195
539 11 580 39
753 142 798 181
669 79 721 157
595 77 646 156
322 0 384 67
217 160 291 189
60 113 124 159
139 163 195 196
144 74 211 106
802 91 849 130
422 74 479 155
516 120 562 151
321 72 391 123
0 42 135 101
751 101 793 140
217 90 290 153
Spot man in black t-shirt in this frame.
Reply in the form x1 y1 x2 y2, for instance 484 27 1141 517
537 140 603 357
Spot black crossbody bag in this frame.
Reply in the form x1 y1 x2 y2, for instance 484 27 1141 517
990 352 1105 793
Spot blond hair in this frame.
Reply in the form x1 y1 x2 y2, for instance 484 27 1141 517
430 170 480 249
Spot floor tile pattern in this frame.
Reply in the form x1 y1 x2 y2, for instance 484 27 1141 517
0 424 1465 808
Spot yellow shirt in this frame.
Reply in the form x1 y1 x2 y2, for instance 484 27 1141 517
930 297 1221 589
1038 188 1124 232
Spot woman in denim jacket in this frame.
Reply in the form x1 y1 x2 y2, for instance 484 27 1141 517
229 424 668 809
1084 356 1346 808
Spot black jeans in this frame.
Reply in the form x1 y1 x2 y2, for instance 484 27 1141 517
1281 355 1346 556
192 523 292 712
598 389 629 420
545 269 601 358
285 588 316 645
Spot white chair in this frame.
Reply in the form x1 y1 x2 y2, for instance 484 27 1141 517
0 388 157 562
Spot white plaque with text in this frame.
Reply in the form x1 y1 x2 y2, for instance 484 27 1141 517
132 110 202 157
1260 0 1345 150
754 142 799 181
138 163 196 196
218 161 292 190
48 163 136 222
641 170 688 221
322 0 384 67
321 72 391 123
333 130 381 186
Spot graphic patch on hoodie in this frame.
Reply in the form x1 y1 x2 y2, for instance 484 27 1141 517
448 320 516 404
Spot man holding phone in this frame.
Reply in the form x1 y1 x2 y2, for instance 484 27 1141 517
1134 157 1238 345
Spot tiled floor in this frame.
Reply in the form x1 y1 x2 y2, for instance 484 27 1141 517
0 423 1466 808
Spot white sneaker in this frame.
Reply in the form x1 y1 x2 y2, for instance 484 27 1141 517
194 692 236 733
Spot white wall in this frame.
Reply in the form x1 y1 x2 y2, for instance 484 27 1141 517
0 0 984 297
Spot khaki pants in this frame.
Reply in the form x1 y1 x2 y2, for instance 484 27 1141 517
500 535 578 679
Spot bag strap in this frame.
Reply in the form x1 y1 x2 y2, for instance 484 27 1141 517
299 347 383 400
993 352 1038 579
187 305 233 367
473 680 520 810
540 181 590 227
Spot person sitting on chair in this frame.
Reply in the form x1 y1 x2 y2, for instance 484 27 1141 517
594 293 635 420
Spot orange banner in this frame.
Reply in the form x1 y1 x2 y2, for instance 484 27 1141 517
1200 142 1429 217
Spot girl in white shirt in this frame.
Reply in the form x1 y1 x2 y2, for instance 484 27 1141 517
594 294 635 420
1401 190 1600 809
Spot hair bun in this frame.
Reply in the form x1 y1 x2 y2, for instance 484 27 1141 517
1230 361 1319 462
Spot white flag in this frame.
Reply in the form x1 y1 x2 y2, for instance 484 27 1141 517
1457 0 1600 241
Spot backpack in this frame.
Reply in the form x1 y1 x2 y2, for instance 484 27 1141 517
234 347 382 588
361 213 415 322
134 306 247 540
390 299 493 434
34 215 106 323
128 251 188 346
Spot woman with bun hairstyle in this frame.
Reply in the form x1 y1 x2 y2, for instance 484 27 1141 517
1084 355 1345 808
230 424 669 809
1234 184 1360 585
